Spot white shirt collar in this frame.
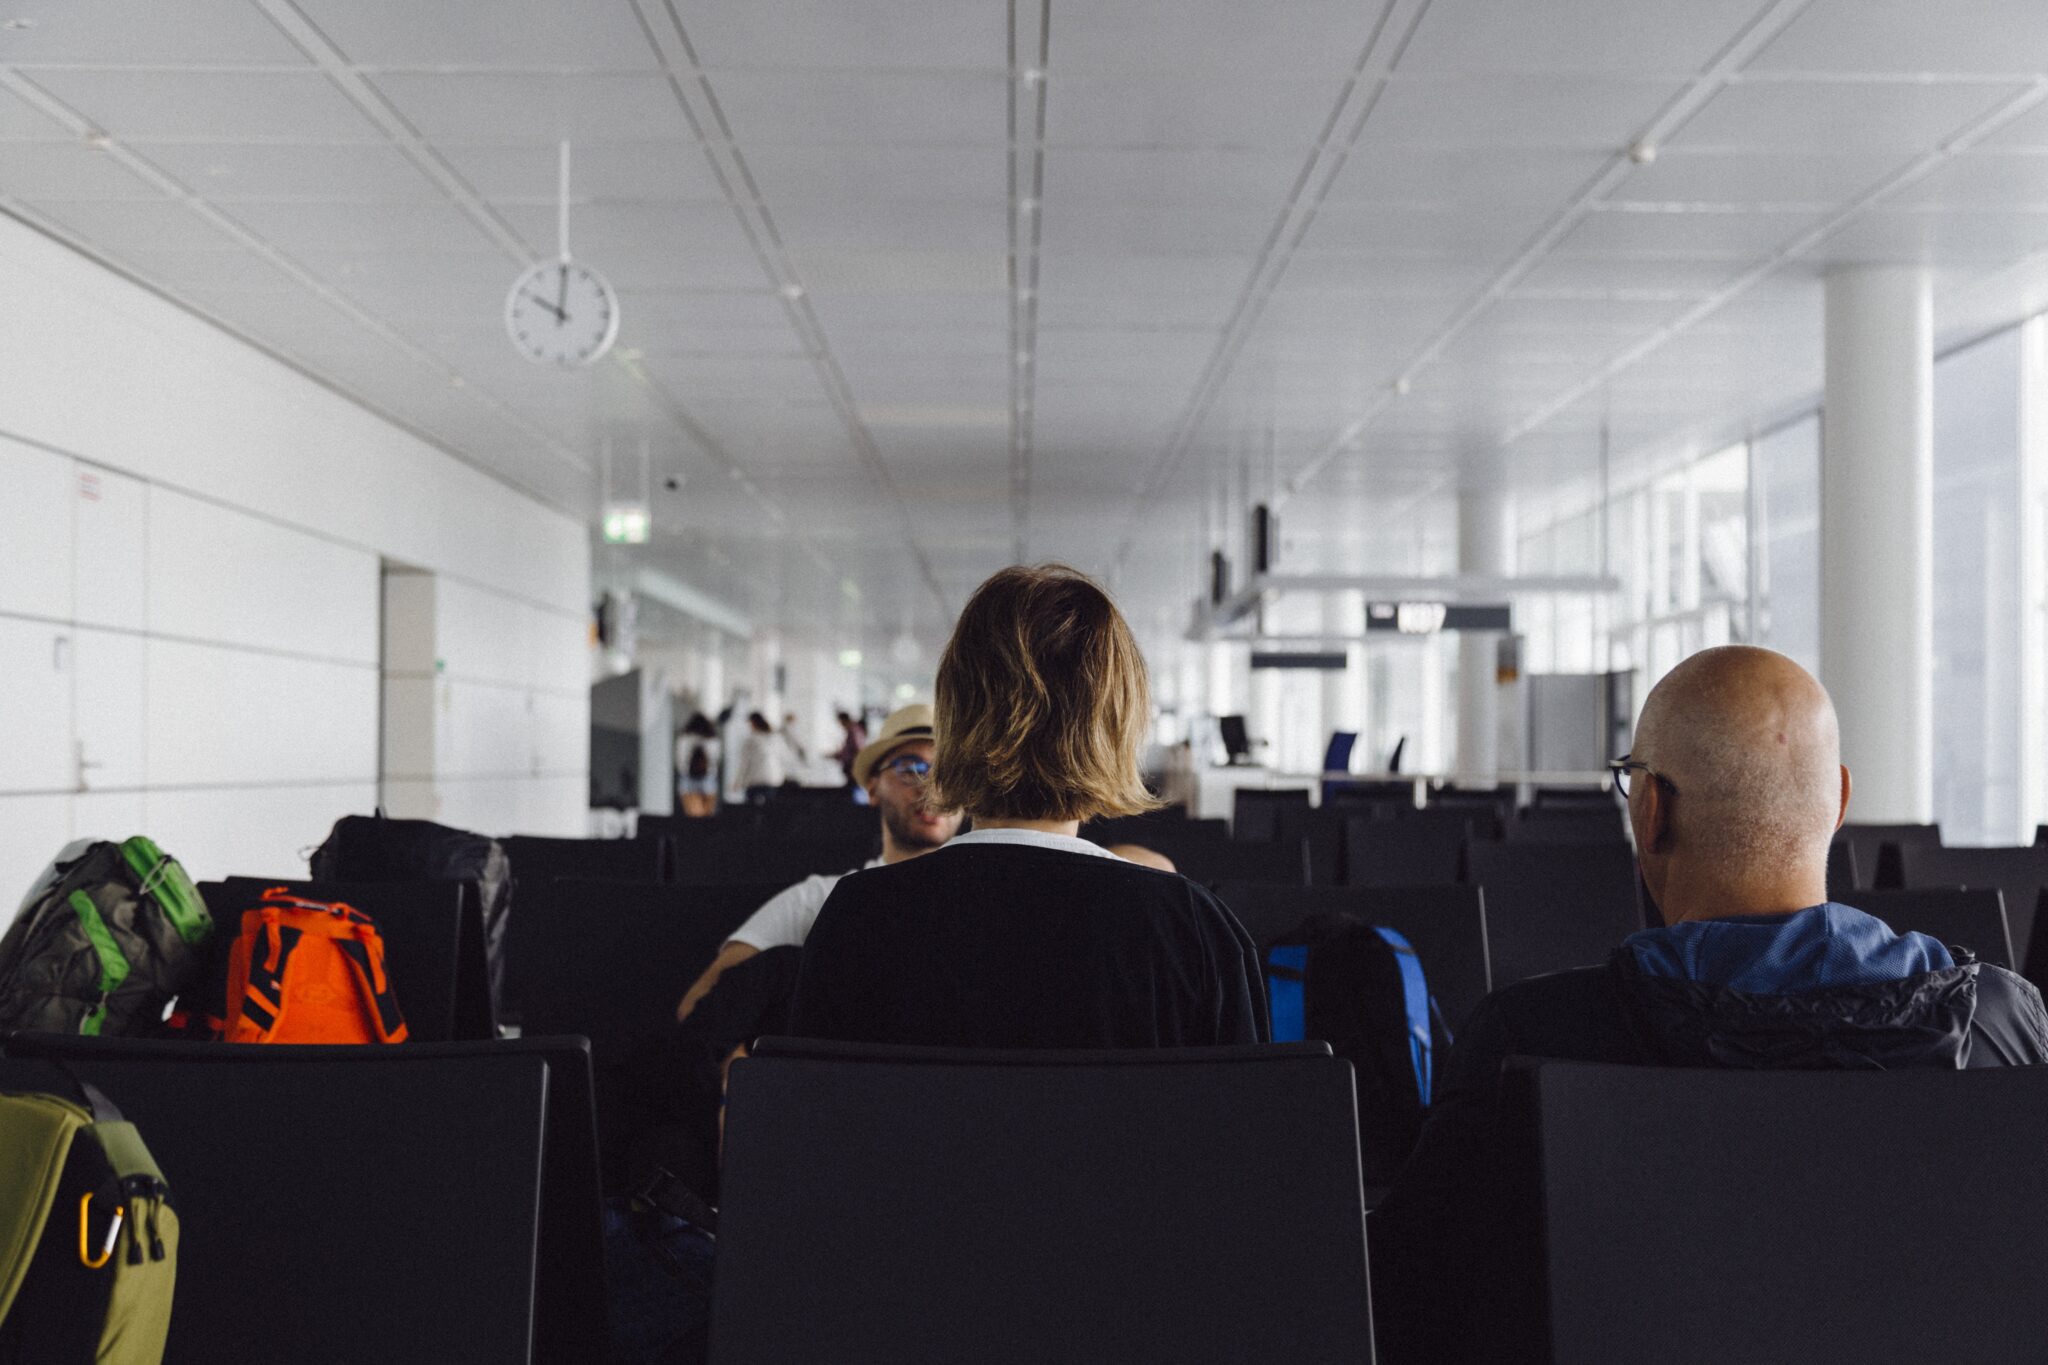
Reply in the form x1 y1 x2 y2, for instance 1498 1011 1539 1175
941 827 1124 860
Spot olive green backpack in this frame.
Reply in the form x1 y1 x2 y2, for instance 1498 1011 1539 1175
0 1078 176 1362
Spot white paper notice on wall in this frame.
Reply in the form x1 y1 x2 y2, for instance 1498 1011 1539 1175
78 471 101 502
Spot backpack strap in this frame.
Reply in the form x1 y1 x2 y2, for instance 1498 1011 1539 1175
237 908 304 1042
330 915 409 1044
1370 926 1434 1104
1264 943 1309 1044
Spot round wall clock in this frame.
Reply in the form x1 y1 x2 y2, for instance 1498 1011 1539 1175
504 257 620 368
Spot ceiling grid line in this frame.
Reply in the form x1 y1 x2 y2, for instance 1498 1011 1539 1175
1278 0 1822 504
638 0 949 617
1007 0 1050 565
1110 0 1430 574
1495 72 2048 451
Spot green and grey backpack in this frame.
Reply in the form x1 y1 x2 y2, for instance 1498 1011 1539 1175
0 1078 177 1362
0 839 214 1037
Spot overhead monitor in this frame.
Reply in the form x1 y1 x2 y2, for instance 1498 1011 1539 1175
1365 601 1512 635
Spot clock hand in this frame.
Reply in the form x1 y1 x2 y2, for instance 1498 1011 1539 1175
522 290 566 323
556 262 569 326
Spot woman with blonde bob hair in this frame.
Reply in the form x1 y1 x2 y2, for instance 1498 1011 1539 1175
788 565 1265 1050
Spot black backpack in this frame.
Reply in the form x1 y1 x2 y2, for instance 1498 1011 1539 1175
1265 911 1442 1185
0 838 214 1037
309 814 513 1021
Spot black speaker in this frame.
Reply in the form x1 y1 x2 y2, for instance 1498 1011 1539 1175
1210 550 1230 605
1251 504 1277 575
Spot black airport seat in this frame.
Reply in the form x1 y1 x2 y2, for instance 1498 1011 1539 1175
1529 786 1620 809
1275 804 1354 885
1849 887 2015 970
1212 881 1492 1037
1232 787 1312 842
1345 814 1470 888
672 833 873 886
0 1035 605 1365
509 877 781 1065
1836 821 1941 888
714 1038 1372 1365
1827 838 1860 900
504 832 673 884
1504 1058 2048 1364
1504 808 1628 844
1465 842 1641 989
1171 836 1309 888
205 876 493 1041
1407 798 1504 842
1894 843 2048 975
1083 812 1225 848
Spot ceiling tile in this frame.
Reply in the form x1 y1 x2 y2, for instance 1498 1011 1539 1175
0 0 311 66
1050 0 1386 78
1886 152 2048 209
1295 200 1552 256
224 197 498 255
137 140 443 199
443 140 725 202
498 199 765 286
1325 144 1609 206
33 197 240 251
0 140 160 197
741 142 1003 204
1555 204 1818 257
369 72 692 143
295 0 659 69
1672 78 2026 153
1037 252 1251 295
1366 74 1675 149
769 197 1006 252
1398 0 1762 74
1040 199 1281 255
1809 209 2048 266
1748 0 2048 76
21 69 380 141
1044 146 1307 205
0 83 73 139
708 70 1008 146
1613 148 1909 205
1047 72 1339 149
681 0 1004 71
808 292 1007 331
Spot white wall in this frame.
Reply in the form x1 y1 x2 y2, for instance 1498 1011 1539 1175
0 214 589 897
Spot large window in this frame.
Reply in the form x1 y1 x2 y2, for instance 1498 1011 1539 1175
1932 327 2024 845
1753 416 1821 676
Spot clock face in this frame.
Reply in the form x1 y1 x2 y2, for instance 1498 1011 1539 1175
504 258 620 368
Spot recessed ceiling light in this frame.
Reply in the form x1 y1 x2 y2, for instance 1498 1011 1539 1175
615 345 643 362
778 282 805 300
1 19 36 30
83 132 111 151
447 375 466 388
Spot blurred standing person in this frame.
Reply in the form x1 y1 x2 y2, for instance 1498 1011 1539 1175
833 710 867 786
778 711 808 771
735 712 786 805
676 713 720 818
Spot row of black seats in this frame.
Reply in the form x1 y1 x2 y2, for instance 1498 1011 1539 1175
27 1027 2043 1363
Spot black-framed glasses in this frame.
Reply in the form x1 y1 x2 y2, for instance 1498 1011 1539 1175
1607 753 1670 799
880 755 932 782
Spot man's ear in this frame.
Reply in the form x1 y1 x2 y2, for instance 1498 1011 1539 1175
1836 764 1852 832
1641 771 1675 853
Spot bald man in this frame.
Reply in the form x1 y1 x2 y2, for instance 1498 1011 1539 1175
1369 646 2048 1364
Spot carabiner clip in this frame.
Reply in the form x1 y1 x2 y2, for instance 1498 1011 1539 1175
77 1192 124 1269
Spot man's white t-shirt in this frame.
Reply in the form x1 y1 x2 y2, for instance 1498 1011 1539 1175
726 857 887 952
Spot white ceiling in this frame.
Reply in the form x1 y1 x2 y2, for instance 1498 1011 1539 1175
4 0 2048 661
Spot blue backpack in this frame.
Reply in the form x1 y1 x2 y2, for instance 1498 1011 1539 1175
1264 914 1442 1183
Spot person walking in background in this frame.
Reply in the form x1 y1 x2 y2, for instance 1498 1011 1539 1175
735 712 786 805
676 713 720 818
778 711 808 770
833 710 866 786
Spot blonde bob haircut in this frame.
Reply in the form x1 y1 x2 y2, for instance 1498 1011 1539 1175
931 564 1161 823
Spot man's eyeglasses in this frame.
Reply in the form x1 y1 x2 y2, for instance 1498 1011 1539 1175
880 755 932 782
1607 753 1671 800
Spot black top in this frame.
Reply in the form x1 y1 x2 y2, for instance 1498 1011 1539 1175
785 841 1268 1050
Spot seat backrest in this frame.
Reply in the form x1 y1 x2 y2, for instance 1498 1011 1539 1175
1530 786 1619 809
1275 805 1353 886
1322 730 1357 775
1407 799 1504 842
1504 809 1628 845
510 878 782 1064
1849 887 2014 970
1827 838 1861 900
503 833 673 884
1464 842 1641 988
1508 1058 2048 1364
1232 787 1311 842
1212 881 1491 1034
1345 815 1469 888
0 1036 567 1365
1895 843 2048 973
1170 835 1309 888
1082 810 1215 847
207 876 491 1042
1835 821 1941 888
673 833 873 886
714 1041 1371 1365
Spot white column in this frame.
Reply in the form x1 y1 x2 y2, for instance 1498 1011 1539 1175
1456 488 1513 786
1821 265 1933 822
